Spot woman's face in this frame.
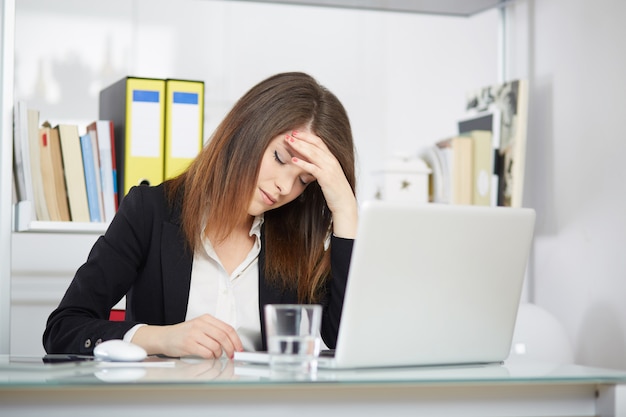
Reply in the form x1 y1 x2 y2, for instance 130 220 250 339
247 131 316 216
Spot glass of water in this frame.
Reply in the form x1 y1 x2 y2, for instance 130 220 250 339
264 304 322 373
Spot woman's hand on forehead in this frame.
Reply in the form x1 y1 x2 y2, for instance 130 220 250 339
285 130 357 238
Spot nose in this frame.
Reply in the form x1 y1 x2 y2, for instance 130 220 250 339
275 172 295 195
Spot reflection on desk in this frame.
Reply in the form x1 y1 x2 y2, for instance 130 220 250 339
2 355 626 385
2 356 626 417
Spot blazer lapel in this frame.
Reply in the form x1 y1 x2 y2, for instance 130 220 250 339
161 221 193 324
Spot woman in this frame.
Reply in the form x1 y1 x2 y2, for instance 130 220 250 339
43 72 358 359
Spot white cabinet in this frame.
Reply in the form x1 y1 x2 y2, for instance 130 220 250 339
11 232 101 355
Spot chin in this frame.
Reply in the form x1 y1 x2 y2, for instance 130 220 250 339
247 203 265 217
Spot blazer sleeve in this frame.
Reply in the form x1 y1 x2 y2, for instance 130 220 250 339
320 235 354 349
42 186 162 354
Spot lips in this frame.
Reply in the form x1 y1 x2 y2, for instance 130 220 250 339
260 189 276 206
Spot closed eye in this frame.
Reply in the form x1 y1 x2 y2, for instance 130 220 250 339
275 148 314 186
274 150 285 165
299 174 316 186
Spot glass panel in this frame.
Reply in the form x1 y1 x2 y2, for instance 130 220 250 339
2 356 626 387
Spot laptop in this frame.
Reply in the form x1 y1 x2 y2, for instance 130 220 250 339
235 201 536 369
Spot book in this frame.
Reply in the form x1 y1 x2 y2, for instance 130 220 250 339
436 136 473 205
56 124 90 222
46 124 71 221
26 108 50 221
418 145 446 203
86 120 117 223
80 132 102 222
108 122 119 212
99 77 166 203
461 130 493 206
458 110 501 206
431 142 452 204
11 172 17 204
164 79 204 180
12 102 35 221
452 137 473 205
464 79 529 207
90 129 105 220
39 123 63 221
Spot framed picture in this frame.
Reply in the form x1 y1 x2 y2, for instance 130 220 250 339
460 80 528 207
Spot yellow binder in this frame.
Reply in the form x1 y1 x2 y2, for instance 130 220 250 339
163 79 204 180
99 77 166 201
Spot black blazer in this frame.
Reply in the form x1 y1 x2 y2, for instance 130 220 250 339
43 184 353 355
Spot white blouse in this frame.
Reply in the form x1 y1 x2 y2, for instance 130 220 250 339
124 216 264 352
185 215 264 352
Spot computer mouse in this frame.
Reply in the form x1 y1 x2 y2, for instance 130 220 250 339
93 339 147 362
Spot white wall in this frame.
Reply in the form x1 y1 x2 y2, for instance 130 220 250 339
11 0 500 356
14 0 499 200
13 0 626 371
509 0 626 369
11 0 626 370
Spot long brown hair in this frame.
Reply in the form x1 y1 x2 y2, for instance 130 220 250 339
166 72 356 303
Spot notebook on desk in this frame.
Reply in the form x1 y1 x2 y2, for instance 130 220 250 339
0 355 96 376
235 201 536 369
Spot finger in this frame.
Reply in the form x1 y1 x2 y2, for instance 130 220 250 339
199 315 243 358
290 155 320 179
289 143 343 185
190 329 233 359
286 135 334 174
289 130 331 155
291 129 324 145
190 338 222 359
208 316 244 353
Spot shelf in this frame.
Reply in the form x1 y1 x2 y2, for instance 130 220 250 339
237 0 516 17
14 220 108 234
12 201 108 234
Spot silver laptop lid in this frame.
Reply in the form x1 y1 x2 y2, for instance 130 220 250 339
333 202 536 369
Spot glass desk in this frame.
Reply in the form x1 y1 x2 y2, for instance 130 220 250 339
1 355 626 417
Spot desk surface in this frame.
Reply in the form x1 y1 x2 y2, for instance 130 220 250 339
2 355 626 386
2 357 626 417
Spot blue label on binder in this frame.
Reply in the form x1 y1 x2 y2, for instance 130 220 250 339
133 90 160 103
173 92 198 105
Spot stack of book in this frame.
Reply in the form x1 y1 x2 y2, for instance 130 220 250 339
420 130 493 206
12 102 118 227
12 77 205 231
419 79 528 208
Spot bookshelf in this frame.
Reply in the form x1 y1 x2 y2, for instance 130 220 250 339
0 0 15 355
0 0 515 354
238 0 517 17
15 220 108 234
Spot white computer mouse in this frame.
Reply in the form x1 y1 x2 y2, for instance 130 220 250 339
93 339 147 362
